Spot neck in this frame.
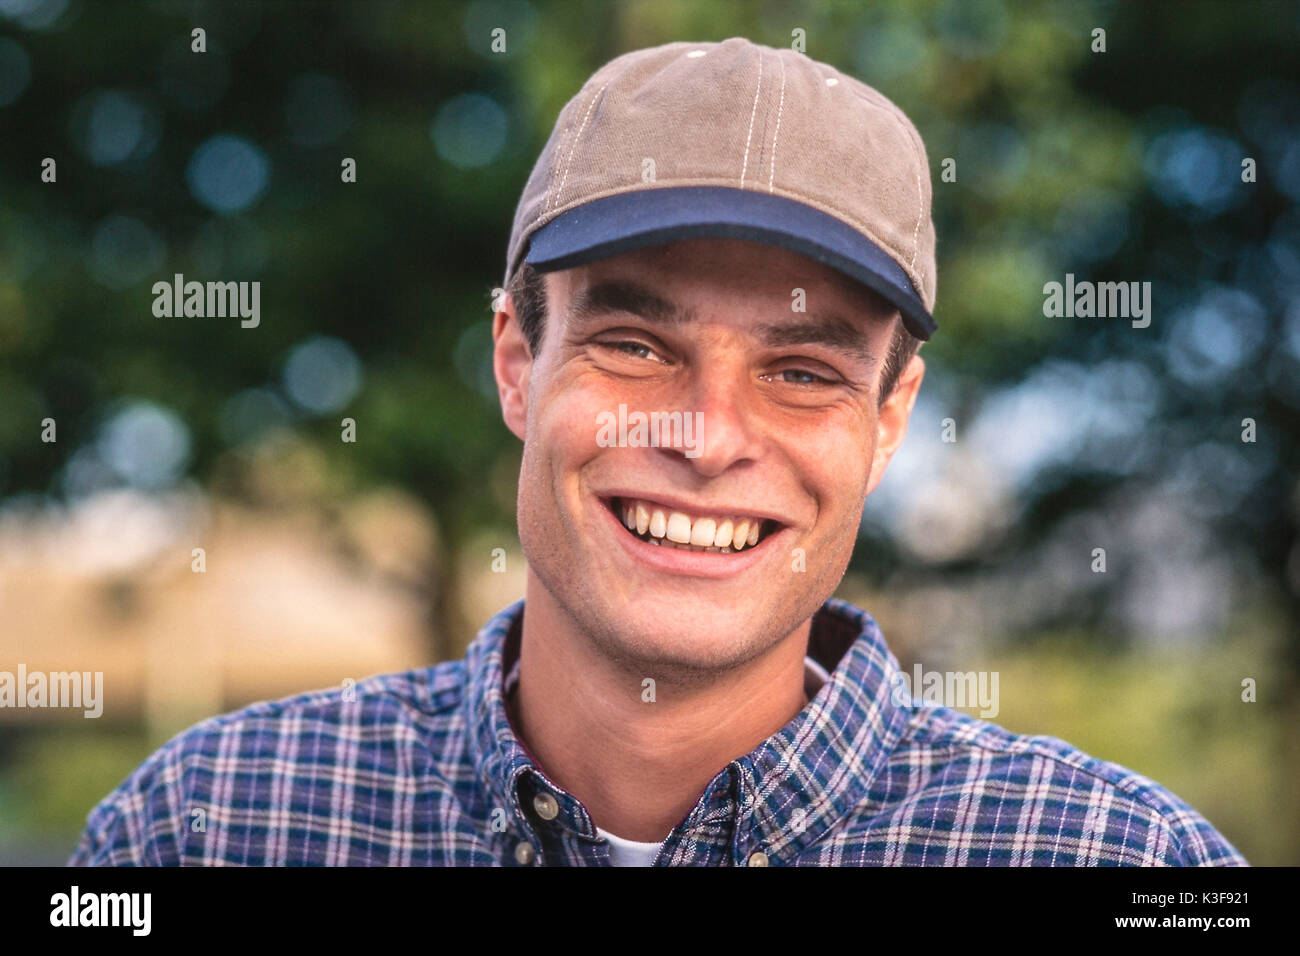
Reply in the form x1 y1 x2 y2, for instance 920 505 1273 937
508 574 812 842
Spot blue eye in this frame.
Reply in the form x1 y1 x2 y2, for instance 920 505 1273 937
601 340 662 361
779 368 830 385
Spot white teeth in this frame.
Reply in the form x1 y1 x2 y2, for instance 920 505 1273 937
690 517 716 547
666 511 692 544
660 539 717 552
616 498 768 552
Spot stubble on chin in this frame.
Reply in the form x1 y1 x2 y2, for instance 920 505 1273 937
536 568 818 689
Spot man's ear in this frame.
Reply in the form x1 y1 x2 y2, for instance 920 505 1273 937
492 293 532 442
864 353 924 496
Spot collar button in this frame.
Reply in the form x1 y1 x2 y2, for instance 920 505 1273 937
746 851 770 867
514 841 537 865
533 792 560 821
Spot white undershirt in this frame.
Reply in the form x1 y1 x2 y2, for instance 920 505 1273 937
595 826 665 867
511 655 833 866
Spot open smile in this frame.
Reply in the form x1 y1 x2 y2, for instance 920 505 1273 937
602 495 781 553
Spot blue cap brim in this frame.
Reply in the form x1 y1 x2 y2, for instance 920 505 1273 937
523 186 936 341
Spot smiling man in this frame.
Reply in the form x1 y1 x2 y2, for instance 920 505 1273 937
70 38 1246 867
494 236 917 850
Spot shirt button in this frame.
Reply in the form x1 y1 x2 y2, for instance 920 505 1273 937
747 851 770 867
514 841 536 865
533 792 560 821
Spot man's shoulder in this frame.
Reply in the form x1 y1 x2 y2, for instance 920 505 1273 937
854 702 1248 866
69 658 472 866
153 657 468 758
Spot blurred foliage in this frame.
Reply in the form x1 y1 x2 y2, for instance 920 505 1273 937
1 728 155 841
0 0 1296 644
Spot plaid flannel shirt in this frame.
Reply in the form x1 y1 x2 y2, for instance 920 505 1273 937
70 597 1247 866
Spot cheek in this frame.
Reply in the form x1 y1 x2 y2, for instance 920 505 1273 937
520 372 611 505
797 415 877 513
535 377 606 460
803 430 875 576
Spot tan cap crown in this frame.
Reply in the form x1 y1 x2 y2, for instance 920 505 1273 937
505 37 937 336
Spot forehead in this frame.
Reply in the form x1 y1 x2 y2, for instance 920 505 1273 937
549 237 897 324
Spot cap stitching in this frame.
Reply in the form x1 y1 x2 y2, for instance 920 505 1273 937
888 103 929 292
908 169 923 276
544 59 623 215
554 81 609 213
768 53 787 193
738 52 764 188
835 80 930 293
542 117 571 215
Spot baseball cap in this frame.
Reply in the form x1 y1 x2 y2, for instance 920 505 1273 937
503 37 938 340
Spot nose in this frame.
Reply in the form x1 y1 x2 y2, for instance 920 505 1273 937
658 356 765 478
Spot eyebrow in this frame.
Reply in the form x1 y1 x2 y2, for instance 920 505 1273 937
568 279 881 366
566 280 696 328
753 316 879 365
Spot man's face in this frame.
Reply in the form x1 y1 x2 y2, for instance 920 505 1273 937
493 237 923 679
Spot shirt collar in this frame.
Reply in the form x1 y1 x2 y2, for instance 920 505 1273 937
503 650 829 704
466 597 911 863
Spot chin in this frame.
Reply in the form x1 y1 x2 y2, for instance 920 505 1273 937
573 589 784 673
